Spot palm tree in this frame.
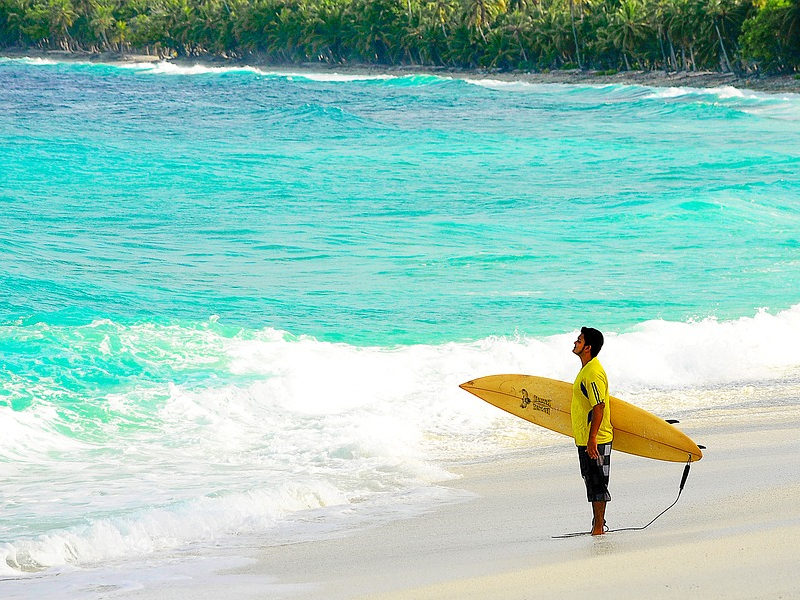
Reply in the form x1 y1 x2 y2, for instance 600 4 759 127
463 0 507 43
112 16 127 50
780 0 800 52
443 20 480 66
90 0 115 49
569 0 581 68
534 1 575 67
302 0 350 62
350 0 404 64
1 0 32 45
706 0 738 71
425 0 457 39
483 22 517 67
46 0 77 48
501 9 532 64
606 0 650 70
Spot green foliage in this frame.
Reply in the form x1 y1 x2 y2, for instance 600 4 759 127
0 0 795 73
740 0 800 72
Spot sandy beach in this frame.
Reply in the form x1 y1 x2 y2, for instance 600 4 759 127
108 401 799 600
3 48 800 94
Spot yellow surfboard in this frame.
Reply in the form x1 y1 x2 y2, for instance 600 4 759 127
460 374 703 462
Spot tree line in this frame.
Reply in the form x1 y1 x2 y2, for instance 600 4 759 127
1 0 798 74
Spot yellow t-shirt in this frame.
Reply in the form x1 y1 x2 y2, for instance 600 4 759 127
571 357 613 446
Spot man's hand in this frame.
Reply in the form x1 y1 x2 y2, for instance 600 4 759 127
587 437 599 459
587 402 605 459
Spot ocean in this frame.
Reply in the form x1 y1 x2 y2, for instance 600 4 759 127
1 56 799 597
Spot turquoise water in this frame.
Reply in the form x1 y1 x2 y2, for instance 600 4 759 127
1 57 800 592
3 59 799 345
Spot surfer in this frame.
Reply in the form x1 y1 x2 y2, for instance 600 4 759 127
572 327 613 535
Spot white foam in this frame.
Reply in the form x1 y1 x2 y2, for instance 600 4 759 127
0 479 348 574
113 60 397 81
2 57 395 81
643 84 752 100
275 71 396 82
644 85 695 99
115 61 264 76
225 302 800 394
3 304 799 575
464 76 800 118
0 392 88 460
605 305 800 388
462 78 576 93
10 56 63 66
641 84 800 120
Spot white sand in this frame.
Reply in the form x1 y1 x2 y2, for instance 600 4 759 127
120 404 799 600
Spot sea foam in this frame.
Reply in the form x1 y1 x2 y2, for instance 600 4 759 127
2 305 799 574
112 60 398 82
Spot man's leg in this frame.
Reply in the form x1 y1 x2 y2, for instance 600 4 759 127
591 501 606 535
579 444 611 535
582 443 611 535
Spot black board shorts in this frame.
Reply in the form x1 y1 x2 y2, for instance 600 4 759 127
578 443 612 503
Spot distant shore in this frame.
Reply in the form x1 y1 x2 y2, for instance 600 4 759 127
4 47 800 94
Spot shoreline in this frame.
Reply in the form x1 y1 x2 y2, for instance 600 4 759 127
2 399 798 599
106 402 800 600
3 47 800 94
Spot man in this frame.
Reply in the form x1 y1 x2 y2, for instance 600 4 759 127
572 327 613 535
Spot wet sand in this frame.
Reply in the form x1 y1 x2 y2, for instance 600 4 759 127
115 403 799 600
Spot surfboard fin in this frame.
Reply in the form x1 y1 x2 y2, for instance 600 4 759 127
665 419 679 424
698 445 706 449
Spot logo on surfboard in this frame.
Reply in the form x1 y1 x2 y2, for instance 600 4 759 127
520 389 551 414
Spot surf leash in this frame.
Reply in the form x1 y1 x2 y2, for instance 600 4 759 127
553 454 697 539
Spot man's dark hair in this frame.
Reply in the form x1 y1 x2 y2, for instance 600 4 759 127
581 327 604 358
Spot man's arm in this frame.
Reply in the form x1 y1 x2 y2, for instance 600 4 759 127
587 402 605 459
